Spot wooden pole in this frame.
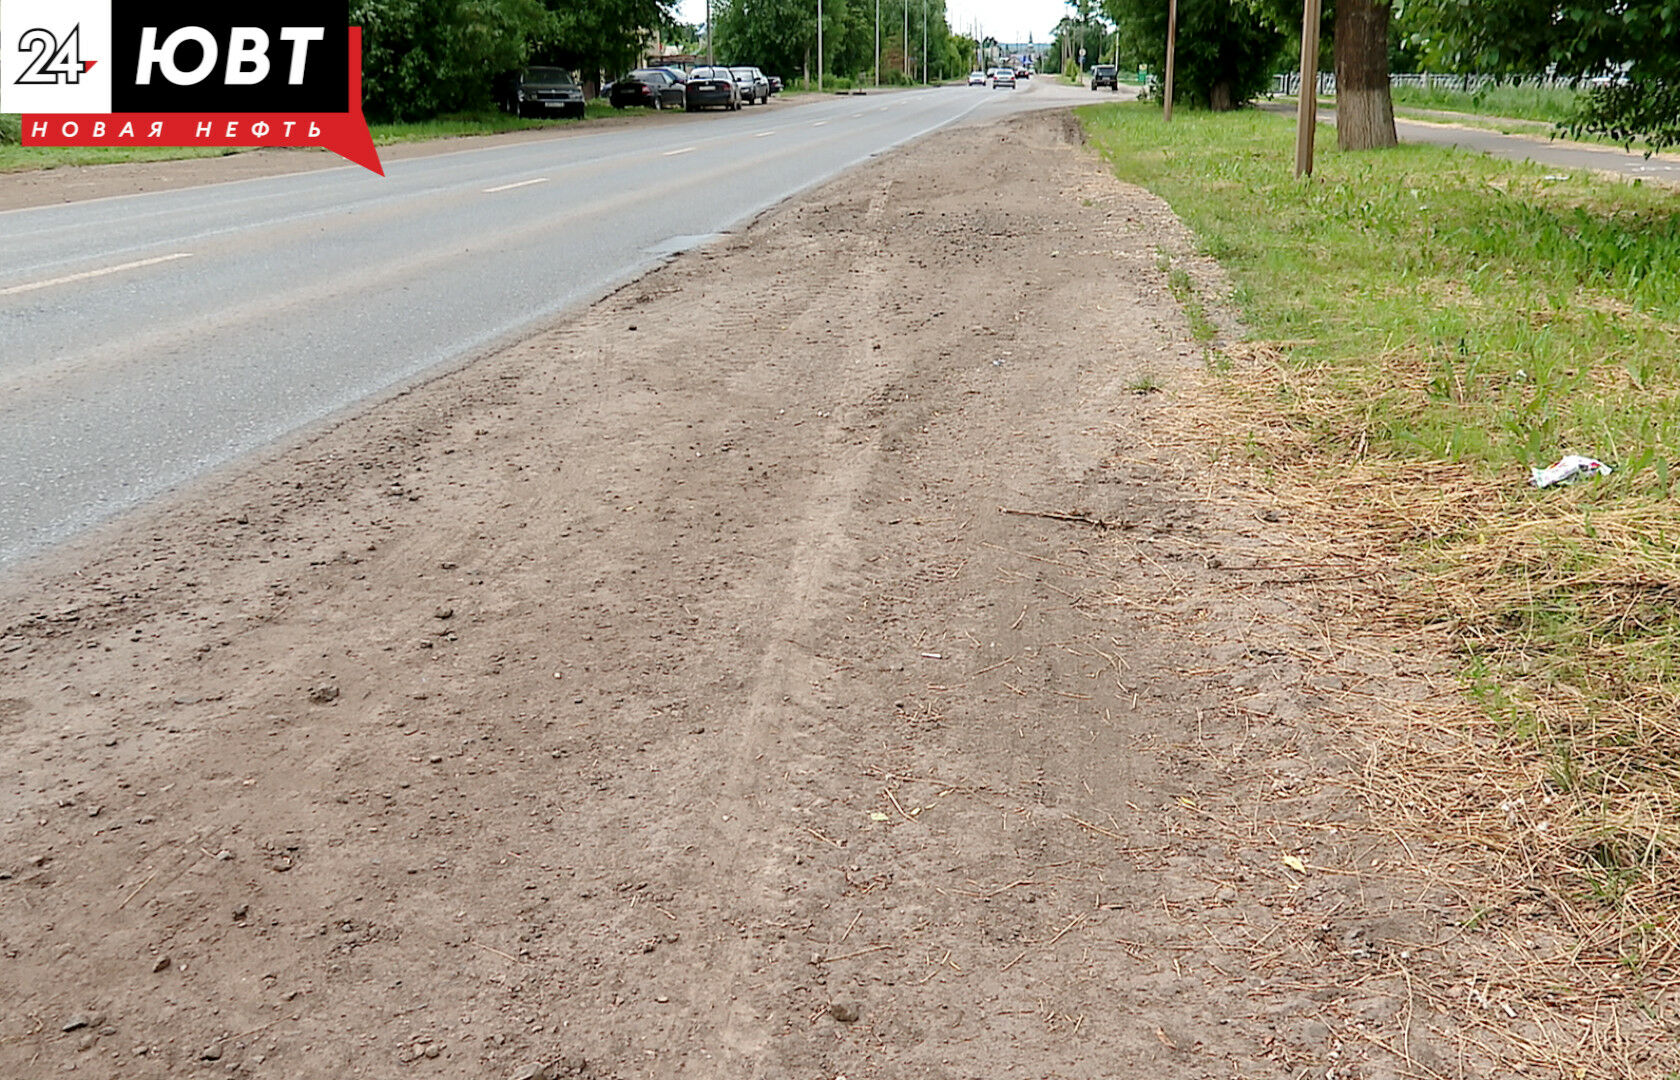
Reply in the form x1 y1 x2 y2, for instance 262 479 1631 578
1294 0 1322 176
1162 0 1177 121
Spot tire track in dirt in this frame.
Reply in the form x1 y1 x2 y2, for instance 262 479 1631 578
0 110 1539 1079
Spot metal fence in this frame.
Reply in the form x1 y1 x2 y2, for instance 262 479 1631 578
1271 72 1574 96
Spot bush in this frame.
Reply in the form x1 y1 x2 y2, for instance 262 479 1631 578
0 115 19 146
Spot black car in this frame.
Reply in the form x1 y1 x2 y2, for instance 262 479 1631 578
766 75 782 95
686 66 741 111
609 68 687 110
511 66 586 118
1091 64 1119 91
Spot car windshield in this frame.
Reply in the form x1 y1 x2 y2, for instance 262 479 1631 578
692 67 724 79
629 69 668 83
1094 65 1115 75
524 67 575 86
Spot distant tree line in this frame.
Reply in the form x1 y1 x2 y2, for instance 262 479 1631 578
710 0 970 85
351 0 679 121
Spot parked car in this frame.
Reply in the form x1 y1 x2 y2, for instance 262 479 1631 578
609 68 687 109
992 68 1016 89
731 66 771 104
686 66 742 111
967 70 986 86
510 66 585 119
766 75 783 95
1091 64 1119 90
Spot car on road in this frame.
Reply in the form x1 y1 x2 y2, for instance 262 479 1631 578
1016 67 1031 79
731 66 771 104
767 75 783 95
992 68 1016 89
686 67 742 111
1091 64 1119 90
608 68 687 110
968 70 986 86
510 66 586 119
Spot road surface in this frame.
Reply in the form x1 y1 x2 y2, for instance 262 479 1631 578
1271 101 1680 184
0 78 1098 574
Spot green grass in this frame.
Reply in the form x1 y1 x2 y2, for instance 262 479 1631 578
1389 81 1583 126
1079 100 1680 950
1082 103 1680 473
0 100 630 172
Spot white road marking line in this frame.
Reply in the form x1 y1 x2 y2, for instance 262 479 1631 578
663 146 695 156
852 112 864 117
755 130 777 137
0 252 193 297
483 177 549 193
812 120 828 126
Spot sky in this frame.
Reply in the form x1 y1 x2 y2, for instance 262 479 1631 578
673 0 1074 47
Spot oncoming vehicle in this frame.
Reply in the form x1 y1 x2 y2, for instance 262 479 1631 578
992 68 1016 89
686 66 742 111
1091 64 1119 90
967 70 986 86
511 66 585 118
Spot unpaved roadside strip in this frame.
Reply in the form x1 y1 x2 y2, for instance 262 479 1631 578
0 107 1636 1078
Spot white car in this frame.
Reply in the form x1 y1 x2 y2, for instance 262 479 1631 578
968 70 986 86
992 68 1016 89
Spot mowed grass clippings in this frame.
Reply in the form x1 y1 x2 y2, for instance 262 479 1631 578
1079 104 1680 976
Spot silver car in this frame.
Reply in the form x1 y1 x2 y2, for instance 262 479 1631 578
729 66 770 105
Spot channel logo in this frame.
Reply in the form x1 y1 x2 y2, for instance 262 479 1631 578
0 0 381 173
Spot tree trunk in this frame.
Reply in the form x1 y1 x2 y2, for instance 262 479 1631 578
1333 0 1397 150
1209 81 1233 111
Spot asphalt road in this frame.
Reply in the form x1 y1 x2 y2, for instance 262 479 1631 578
1391 115 1680 184
0 78 1096 574
1276 102 1680 184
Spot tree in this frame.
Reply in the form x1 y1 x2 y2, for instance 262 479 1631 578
1333 0 1396 149
1107 0 1283 110
353 0 553 121
537 0 678 83
1401 0 1680 149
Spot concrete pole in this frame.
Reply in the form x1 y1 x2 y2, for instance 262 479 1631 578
875 0 881 85
817 0 824 92
1294 0 1322 176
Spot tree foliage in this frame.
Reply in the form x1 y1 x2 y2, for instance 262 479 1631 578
352 0 679 121
712 0 965 82
1400 0 1680 147
1105 0 1284 109
353 0 551 120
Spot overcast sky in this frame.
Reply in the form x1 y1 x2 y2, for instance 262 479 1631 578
673 0 1074 47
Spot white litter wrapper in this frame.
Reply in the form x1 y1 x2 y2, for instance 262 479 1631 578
1530 454 1612 489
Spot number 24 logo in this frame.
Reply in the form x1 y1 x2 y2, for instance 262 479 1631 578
14 26 94 85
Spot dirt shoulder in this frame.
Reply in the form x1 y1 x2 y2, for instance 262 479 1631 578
0 108 1638 1079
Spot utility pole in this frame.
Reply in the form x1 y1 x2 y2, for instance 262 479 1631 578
1293 0 1322 176
875 0 881 86
1162 0 1177 121
818 0 824 91
706 0 713 63
903 0 909 77
921 0 927 83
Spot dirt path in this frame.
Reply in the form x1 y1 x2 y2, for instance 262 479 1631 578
0 110 1582 1079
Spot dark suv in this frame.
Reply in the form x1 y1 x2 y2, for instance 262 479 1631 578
1091 64 1119 91
512 67 586 118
